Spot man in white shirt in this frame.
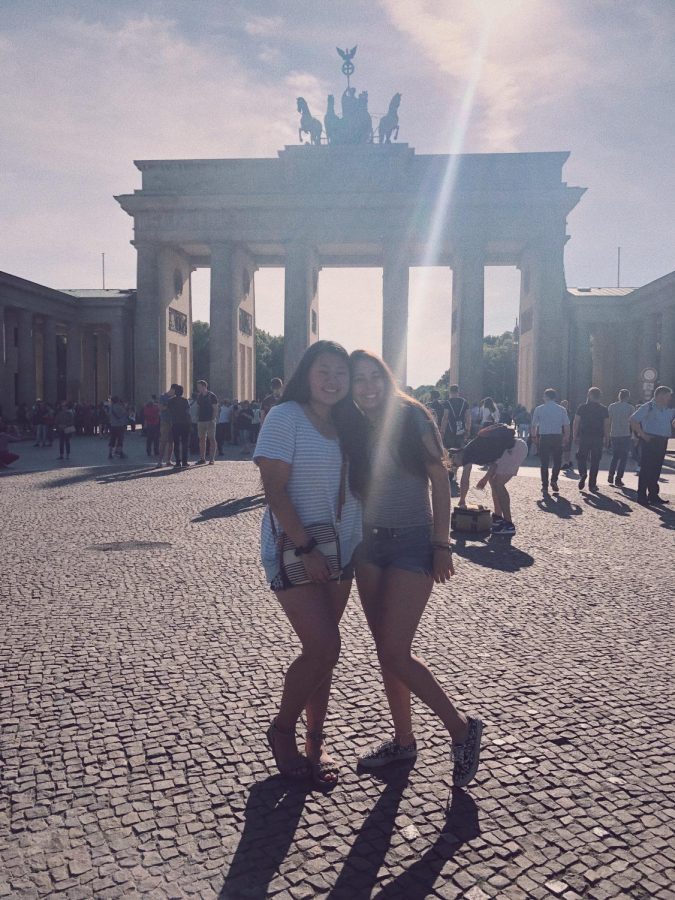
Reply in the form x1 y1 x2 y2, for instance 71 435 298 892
630 385 675 506
607 389 635 487
216 400 232 454
531 389 570 495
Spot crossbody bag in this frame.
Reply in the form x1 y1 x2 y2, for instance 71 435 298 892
270 456 348 586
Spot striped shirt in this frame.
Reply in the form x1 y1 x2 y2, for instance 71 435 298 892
253 402 362 582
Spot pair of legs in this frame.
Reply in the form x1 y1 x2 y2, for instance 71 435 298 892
108 426 125 456
457 463 473 507
538 434 563 490
609 436 631 481
356 563 468 747
145 424 160 456
577 439 603 488
158 422 173 464
272 579 351 782
489 473 514 522
198 421 216 462
172 424 190 466
58 431 71 458
637 436 668 501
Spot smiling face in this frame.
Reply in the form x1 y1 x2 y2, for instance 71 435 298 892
351 357 388 415
307 352 350 407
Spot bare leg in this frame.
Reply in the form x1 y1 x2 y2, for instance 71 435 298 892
272 581 349 780
491 475 513 522
357 562 414 742
375 568 468 743
490 480 503 518
458 463 473 506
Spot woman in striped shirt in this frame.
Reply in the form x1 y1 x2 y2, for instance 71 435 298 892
254 341 366 790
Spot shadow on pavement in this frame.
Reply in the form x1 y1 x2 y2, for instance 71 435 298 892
330 764 413 899
452 538 534 572
582 490 632 516
375 788 480 899
536 495 583 518
194 494 266 522
219 777 309 900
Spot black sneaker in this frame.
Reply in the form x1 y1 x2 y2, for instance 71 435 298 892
452 717 483 787
578 477 586 491
551 481 559 493
615 479 625 487
358 738 418 769
491 513 503 523
607 473 614 485
196 458 206 465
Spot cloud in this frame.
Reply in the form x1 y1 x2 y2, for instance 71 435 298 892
378 0 593 150
243 15 284 37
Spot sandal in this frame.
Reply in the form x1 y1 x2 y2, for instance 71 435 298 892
266 720 310 780
306 730 340 792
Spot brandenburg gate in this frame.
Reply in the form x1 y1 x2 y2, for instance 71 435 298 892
116 56 584 407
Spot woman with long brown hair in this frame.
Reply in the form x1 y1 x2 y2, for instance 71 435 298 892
254 341 365 790
350 350 483 787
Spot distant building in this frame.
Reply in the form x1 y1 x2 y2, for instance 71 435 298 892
567 270 675 407
0 271 135 410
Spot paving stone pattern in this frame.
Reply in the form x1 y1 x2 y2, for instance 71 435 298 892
1 437 674 899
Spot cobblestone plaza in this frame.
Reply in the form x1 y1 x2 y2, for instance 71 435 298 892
1 439 674 899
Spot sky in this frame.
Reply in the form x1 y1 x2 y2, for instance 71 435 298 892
2 0 674 386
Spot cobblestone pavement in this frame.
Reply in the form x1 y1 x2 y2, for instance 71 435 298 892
2 435 674 899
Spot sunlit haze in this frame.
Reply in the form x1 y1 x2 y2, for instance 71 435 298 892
2 1 674 385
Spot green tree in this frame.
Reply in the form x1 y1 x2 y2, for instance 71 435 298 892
255 329 284 399
192 321 210 385
432 332 517 402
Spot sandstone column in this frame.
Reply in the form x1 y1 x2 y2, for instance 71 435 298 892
451 245 484 405
519 229 567 406
17 309 36 405
209 242 238 400
0 303 8 411
659 306 675 389
43 316 58 404
284 242 319 381
134 242 163 405
109 315 127 399
382 246 409 386
66 322 82 402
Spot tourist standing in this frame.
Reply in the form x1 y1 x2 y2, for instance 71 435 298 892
573 387 609 492
216 400 232 454
261 377 284 423
426 389 444 430
480 398 500 426
440 385 471 450
54 402 75 461
168 386 191 468
350 349 482 788
253 341 364 789
143 396 161 457
156 386 176 468
195 380 218 465
607 389 635 486
531 389 570 494
108 397 128 460
630 385 674 506
237 401 254 457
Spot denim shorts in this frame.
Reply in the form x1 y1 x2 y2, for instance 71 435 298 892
356 525 434 576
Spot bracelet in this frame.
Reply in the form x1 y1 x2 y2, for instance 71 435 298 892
432 542 452 552
294 537 318 557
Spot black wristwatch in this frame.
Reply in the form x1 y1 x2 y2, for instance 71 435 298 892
294 537 318 557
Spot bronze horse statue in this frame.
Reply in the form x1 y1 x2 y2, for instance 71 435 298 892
297 97 323 145
378 93 401 144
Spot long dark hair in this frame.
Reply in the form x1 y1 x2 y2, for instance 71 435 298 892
349 349 445 480
281 340 368 498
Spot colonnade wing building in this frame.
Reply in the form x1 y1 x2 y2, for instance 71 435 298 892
114 144 584 410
